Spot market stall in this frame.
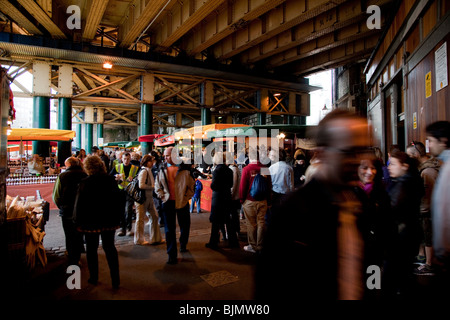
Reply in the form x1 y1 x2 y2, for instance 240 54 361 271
6 128 76 209
138 134 164 144
154 134 175 148
102 140 140 150
206 124 316 159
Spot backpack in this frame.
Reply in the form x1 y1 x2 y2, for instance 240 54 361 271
195 180 203 192
125 168 147 204
249 173 269 201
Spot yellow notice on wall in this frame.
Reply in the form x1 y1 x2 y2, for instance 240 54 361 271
413 112 417 130
426 71 432 98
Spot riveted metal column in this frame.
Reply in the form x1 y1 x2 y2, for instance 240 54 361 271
97 108 104 149
141 74 155 155
84 107 94 154
57 97 72 165
200 82 213 126
97 124 103 147
85 124 93 153
32 96 50 157
140 103 153 155
32 62 51 157
75 110 83 151
57 65 73 164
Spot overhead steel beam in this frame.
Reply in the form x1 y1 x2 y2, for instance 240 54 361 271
0 0 43 35
239 0 392 65
267 26 380 69
76 68 140 101
83 0 110 41
214 0 346 62
16 0 66 39
153 0 227 53
183 0 285 56
73 74 140 98
119 0 170 48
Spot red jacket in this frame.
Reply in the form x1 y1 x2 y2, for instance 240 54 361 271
239 161 271 203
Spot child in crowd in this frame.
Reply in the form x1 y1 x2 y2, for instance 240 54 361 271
190 172 203 214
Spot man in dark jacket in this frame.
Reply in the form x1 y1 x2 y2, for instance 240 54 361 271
52 157 87 266
257 109 373 301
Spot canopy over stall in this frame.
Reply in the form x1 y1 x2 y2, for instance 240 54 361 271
206 124 315 140
102 141 140 149
175 124 249 140
154 134 175 147
138 134 164 143
7 128 76 142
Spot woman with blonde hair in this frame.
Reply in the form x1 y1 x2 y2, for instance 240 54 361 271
134 154 163 245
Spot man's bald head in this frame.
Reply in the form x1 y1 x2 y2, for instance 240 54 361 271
65 157 80 168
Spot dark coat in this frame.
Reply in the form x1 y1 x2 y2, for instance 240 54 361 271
73 173 124 233
257 178 341 300
257 178 376 301
54 165 87 219
210 164 233 224
388 171 424 253
354 181 395 267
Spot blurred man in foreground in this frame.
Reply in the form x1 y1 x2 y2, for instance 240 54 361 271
257 109 374 300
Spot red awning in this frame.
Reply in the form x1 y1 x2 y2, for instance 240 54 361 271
138 134 164 143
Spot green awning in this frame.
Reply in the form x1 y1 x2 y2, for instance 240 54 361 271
102 141 140 148
125 141 140 148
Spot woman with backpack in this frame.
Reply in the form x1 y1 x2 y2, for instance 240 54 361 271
239 146 272 253
134 154 163 245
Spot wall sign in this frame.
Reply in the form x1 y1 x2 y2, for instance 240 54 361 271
425 71 432 98
435 42 448 92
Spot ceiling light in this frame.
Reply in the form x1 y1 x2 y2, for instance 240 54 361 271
103 62 113 69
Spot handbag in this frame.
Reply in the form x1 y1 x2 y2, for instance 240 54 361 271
125 169 146 204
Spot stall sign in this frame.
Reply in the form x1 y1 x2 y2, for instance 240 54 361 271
155 135 175 146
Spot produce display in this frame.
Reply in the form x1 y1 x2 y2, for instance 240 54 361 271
6 195 47 269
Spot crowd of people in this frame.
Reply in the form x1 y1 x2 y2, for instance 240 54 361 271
50 112 450 300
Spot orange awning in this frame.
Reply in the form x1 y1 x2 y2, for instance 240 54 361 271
7 128 76 142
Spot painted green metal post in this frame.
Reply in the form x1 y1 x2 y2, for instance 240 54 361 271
85 123 93 154
97 123 104 149
57 97 72 165
201 107 211 126
200 82 212 126
32 96 50 157
140 103 153 155
75 123 82 150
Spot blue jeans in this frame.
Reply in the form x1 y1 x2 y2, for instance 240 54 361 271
162 200 191 260
190 196 201 213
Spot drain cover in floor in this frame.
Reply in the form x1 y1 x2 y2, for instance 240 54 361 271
201 270 239 287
